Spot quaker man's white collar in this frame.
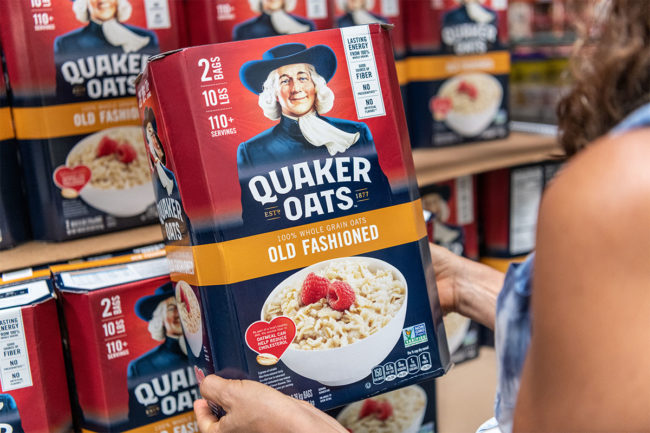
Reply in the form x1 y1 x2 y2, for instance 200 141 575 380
285 111 360 156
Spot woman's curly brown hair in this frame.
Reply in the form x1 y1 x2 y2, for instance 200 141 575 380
557 0 650 156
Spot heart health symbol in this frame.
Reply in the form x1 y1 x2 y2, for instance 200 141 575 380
245 316 296 360
53 165 91 192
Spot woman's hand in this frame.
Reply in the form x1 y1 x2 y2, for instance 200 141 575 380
428 243 465 315
428 243 504 330
195 375 349 433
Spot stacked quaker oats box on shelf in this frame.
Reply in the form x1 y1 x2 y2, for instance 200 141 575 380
0 0 186 241
184 0 333 45
0 58 30 251
479 160 563 259
405 0 510 147
421 176 481 364
137 24 451 411
326 379 438 432
0 270 73 432
51 251 199 433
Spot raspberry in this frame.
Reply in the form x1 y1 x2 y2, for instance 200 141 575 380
300 273 329 305
179 289 191 314
431 97 452 120
96 136 118 157
376 401 393 421
327 280 355 311
116 142 137 164
458 81 478 100
194 366 206 384
358 399 379 419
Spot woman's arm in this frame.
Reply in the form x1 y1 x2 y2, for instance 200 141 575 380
429 243 504 329
514 130 650 431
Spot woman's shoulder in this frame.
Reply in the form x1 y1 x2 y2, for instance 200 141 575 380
513 127 650 431
543 127 650 225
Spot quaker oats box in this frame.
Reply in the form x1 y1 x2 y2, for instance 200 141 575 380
420 175 478 260
479 162 546 258
0 270 73 433
51 252 199 433
326 380 437 433
0 58 30 251
137 24 451 411
185 0 333 45
405 0 510 147
0 0 186 241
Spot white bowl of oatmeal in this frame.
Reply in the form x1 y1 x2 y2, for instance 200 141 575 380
336 385 427 433
435 72 503 137
443 312 471 355
66 126 155 217
262 257 408 386
175 280 203 358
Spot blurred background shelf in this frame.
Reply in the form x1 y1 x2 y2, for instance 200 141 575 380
0 224 163 273
414 132 562 186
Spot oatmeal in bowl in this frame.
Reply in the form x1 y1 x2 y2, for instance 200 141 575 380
433 72 503 137
336 385 427 433
66 126 155 217
262 257 408 385
175 280 203 357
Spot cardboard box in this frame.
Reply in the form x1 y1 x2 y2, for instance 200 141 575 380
0 0 186 241
52 252 199 432
420 176 478 260
0 271 73 432
0 57 30 250
405 0 510 147
326 380 438 432
137 24 450 411
479 161 563 258
185 0 333 45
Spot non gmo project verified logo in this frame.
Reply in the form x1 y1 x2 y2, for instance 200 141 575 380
402 323 428 348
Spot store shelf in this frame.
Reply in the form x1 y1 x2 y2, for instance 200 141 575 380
1 133 559 273
414 132 562 186
0 225 163 273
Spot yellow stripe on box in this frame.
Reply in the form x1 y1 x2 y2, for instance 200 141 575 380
407 51 510 82
395 59 408 86
81 411 196 433
0 108 15 141
167 200 427 286
12 97 140 140
480 255 527 273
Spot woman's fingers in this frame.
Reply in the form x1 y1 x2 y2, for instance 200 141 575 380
199 375 238 412
194 399 220 433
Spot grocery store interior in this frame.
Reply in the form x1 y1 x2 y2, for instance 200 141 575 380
1 0 643 432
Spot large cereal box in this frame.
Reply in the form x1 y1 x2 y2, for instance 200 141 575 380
420 176 478 260
478 161 563 258
405 0 510 147
0 56 30 250
0 270 73 433
185 0 333 45
52 252 199 433
327 380 438 432
0 0 186 241
137 24 451 411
